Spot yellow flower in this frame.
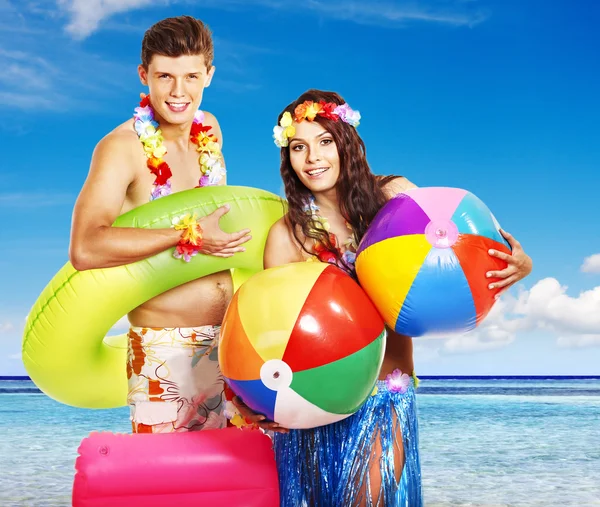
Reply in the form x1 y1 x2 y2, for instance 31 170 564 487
280 111 293 128
172 213 194 229
141 133 162 149
143 144 156 156
199 152 211 166
172 213 203 245
142 124 156 137
205 141 220 153
284 125 296 139
315 217 330 231
230 414 246 429
371 385 378 396
153 145 167 159
305 101 322 121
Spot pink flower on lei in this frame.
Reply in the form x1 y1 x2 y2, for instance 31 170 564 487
150 181 172 200
333 103 361 127
385 368 411 394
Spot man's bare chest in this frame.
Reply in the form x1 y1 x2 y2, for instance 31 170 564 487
125 148 203 210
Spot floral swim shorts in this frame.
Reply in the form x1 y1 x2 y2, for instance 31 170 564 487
126 326 227 433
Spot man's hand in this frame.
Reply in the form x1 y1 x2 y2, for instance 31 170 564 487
232 396 289 433
198 205 252 257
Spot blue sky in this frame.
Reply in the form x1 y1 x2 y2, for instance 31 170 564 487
1 0 599 376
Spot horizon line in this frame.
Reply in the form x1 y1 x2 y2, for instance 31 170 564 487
2 375 600 381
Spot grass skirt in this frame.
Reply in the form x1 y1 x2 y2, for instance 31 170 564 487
273 379 422 506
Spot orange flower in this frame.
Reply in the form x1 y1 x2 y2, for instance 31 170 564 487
294 102 308 122
147 157 160 168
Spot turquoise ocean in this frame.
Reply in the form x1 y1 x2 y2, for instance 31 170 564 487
1 377 599 506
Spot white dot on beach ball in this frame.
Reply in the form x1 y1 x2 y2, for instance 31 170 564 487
260 360 293 391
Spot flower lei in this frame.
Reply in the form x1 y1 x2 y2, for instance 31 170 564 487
223 400 259 430
273 100 361 148
133 95 226 201
303 195 357 271
171 213 203 262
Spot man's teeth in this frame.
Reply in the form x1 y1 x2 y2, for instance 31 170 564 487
307 168 328 176
167 102 188 109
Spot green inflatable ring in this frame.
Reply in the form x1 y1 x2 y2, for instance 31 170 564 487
22 186 285 409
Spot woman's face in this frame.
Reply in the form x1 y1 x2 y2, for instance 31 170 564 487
288 120 341 195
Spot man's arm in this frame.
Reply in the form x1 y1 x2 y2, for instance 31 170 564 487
69 132 182 271
70 131 251 271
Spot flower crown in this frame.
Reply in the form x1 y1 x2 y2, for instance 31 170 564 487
273 100 361 148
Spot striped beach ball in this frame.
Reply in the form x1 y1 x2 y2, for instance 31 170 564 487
219 262 386 429
356 187 511 337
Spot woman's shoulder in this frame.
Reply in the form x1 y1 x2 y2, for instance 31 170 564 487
378 175 418 199
264 214 307 267
268 214 309 248
269 214 295 238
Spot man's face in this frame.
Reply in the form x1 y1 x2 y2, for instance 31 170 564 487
138 54 215 125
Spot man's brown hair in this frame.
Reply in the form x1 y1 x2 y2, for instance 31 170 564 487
141 16 214 69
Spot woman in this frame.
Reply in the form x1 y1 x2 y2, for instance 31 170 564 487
234 89 533 506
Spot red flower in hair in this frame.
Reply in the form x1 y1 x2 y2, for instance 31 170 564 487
318 101 338 121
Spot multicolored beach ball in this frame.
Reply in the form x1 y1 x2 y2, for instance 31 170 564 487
356 187 511 337
219 262 386 429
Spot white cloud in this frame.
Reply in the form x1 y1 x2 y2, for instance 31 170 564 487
0 44 135 111
581 254 600 274
295 0 488 28
513 278 600 336
56 0 488 39
0 64 53 91
58 0 163 38
438 296 521 354
0 321 14 333
557 334 600 349
0 92 64 110
425 273 600 354
0 50 59 101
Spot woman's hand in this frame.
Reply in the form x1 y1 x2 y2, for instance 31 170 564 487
232 396 289 433
487 229 533 296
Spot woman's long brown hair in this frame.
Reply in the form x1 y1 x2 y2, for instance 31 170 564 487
278 89 397 266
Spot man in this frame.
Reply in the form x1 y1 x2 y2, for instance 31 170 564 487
69 16 251 433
